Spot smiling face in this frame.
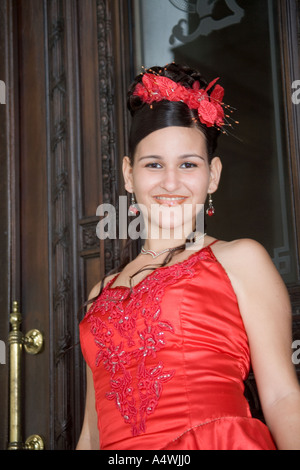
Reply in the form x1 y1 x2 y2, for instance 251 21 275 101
123 126 222 242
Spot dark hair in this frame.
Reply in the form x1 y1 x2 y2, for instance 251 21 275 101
82 64 221 311
127 63 221 163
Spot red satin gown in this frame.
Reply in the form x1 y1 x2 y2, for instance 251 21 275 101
79 242 276 450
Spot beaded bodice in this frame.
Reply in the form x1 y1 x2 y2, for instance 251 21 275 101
79 244 256 450
83 249 202 436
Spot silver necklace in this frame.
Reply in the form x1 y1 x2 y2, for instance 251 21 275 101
140 233 206 259
140 246 171 259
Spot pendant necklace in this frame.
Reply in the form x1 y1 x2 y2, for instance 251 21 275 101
140 233 207 259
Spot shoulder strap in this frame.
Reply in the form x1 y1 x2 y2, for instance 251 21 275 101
206 239 219 248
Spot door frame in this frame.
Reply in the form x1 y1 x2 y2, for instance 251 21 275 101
0 0 133 450
1 0 300 450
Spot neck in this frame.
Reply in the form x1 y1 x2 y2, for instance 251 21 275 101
142 228 187 252
141 231 206 255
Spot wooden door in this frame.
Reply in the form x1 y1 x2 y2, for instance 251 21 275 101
2 0 298 451
0 0 132 450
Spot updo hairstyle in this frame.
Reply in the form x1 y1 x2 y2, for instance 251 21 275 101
127 63 221 164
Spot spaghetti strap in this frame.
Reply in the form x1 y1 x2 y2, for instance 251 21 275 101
206 239 219 248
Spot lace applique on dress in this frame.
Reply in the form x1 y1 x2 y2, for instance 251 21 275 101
87 248 213 436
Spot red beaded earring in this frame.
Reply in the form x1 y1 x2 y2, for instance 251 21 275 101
129 193 139 216
206 194 215 217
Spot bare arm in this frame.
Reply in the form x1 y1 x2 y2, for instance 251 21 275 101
76 365 100 450
76 282 102 450
216 239 300 450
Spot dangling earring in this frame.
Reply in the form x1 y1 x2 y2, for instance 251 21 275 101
206 193 215 217
129 193 139 216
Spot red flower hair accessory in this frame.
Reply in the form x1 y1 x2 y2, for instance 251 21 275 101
133 73 235 131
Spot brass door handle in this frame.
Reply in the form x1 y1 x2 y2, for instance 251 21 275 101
8 301 45 450
24 329 44 355
25 435 45 450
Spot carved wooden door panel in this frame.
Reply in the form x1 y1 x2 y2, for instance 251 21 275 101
0 0 131 450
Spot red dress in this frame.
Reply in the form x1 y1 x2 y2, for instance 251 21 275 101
79 242 276 450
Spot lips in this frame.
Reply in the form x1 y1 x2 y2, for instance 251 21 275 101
153 194 188 206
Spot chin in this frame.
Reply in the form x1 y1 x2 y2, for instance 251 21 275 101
150 219 196 240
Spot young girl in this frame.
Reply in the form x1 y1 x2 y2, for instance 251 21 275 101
77 63 300 450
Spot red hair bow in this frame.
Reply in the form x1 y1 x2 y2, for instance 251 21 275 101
133 73 225 129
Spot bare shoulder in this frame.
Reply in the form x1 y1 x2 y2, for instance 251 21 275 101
211 238 275 275
211 238 289 302
212 237 269 257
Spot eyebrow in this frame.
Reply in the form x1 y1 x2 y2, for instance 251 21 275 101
138 153 206 161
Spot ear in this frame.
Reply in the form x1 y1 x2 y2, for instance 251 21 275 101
122 156 134 193
208 156 222 194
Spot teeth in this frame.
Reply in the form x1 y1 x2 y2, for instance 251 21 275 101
156 196 185 201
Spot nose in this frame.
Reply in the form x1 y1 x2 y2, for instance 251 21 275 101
160 167 181 192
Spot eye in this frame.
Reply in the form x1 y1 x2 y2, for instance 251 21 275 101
180 162 197 169
145 162 163 169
